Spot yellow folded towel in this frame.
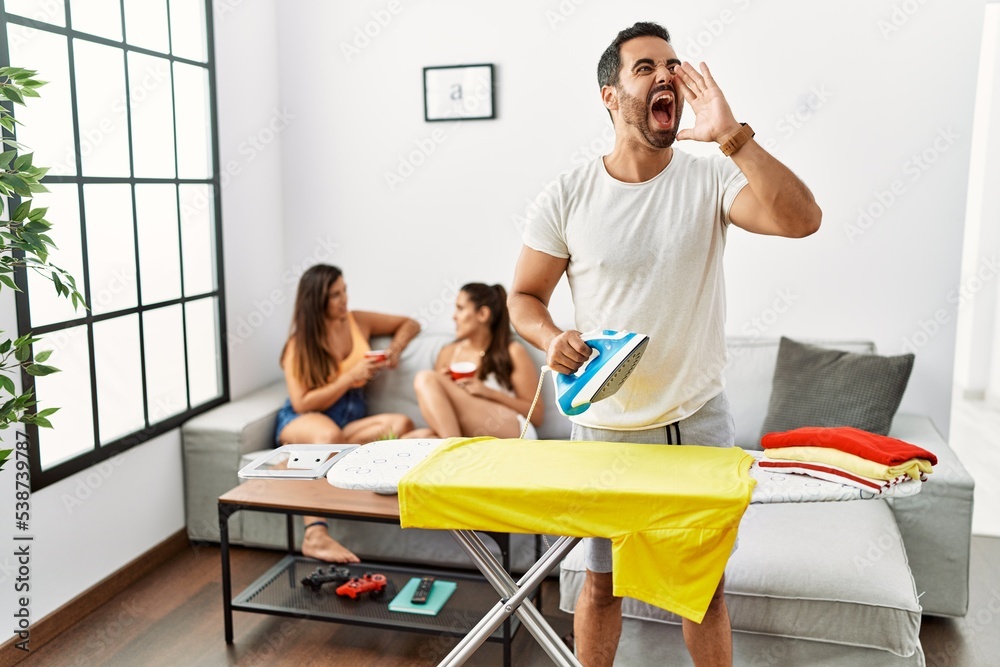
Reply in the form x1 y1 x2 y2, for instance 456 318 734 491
764 446 932 480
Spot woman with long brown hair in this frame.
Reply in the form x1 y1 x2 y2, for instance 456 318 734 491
276 264 427 562
413 283 544 439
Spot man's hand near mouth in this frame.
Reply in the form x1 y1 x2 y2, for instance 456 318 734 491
675 61 743 144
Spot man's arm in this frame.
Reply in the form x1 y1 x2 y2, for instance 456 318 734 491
726 144 822 238
508 246 591 374
674 61 822 238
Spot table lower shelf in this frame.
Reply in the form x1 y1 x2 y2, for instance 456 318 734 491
232 555 520 639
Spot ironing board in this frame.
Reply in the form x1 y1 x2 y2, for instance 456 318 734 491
321 438 923 666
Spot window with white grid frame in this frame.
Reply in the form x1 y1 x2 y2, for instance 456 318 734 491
1 0 228 490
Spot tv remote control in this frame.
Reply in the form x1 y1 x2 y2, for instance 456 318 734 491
411 576 435 604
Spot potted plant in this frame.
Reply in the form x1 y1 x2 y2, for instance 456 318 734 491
0 66 85 460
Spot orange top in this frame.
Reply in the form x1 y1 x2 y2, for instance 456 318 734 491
336 312 371 377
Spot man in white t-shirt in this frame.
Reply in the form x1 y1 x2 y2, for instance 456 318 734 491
508 21 821 667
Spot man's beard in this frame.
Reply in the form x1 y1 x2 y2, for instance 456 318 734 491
617 85 683 149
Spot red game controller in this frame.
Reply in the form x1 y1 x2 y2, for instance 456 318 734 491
335 573 387 599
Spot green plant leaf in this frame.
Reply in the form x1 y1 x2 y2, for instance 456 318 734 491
13 152 32 170
2 85 24 104
0 375 14 394
31 415 52 428
0 174 32 197
0 149 15 168
27 207 48 222
0 275 17 291
24 363 58 376
12 201 31 221
33 349 52 363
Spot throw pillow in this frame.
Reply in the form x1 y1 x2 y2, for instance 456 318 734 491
760 337 915 438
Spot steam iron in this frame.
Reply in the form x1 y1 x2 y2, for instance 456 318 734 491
552 330 650 416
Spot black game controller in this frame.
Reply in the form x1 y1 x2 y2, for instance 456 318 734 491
301 565 352 592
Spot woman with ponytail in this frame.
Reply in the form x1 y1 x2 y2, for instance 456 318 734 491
276 264 429 562
414 283 544 439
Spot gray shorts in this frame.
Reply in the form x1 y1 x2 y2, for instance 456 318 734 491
571 391 736 573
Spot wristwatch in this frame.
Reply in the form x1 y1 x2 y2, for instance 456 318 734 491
719 123 755 157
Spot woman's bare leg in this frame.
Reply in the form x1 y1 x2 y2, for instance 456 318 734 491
277 413 360 563
414 370 521 438
414 371 462 436
342 413 413 443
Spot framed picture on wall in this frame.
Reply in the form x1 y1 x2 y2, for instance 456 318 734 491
423 64 495 122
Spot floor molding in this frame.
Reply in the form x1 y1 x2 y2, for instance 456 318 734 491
0 529 189 666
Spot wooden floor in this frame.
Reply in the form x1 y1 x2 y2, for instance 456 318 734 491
14 537 1000 666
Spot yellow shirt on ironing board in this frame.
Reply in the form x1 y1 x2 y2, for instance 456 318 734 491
398 437 755 623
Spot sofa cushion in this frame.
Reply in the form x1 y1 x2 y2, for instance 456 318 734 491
560 498 922 658
723 337 875 449
760 337 914 438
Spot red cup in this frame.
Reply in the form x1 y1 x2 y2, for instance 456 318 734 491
449 361 477 381
365 350 388 363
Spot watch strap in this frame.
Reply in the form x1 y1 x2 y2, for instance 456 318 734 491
719 123 755 157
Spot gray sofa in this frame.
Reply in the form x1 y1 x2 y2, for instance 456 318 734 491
181 333 973 665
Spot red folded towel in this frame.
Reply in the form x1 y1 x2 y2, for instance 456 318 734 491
761 426 938 467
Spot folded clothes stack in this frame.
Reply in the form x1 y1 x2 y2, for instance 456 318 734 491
759 426 938 494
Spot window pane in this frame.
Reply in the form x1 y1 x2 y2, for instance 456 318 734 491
32 325 93 469
93 315 145 442
143 305 187 422
73 40 130 177
169 0 207 62
173 62 211 178
179 184 216 295
84 184 138 315
135 184 181 304
27 185 84 327
4 0 66 26
7 26 76 176
69 0 122 42
186 297 221 405
128 52 175 178
123 0 169 52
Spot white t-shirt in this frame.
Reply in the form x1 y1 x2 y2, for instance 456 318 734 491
523 149 748 430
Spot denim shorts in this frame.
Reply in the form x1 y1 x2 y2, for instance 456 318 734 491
273 388 367 446
571 391 736 573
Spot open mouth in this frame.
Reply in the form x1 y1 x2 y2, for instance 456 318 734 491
650 91 674 129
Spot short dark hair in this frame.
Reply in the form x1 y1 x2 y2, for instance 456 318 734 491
597 22 672 88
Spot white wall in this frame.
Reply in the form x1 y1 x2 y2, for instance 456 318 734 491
1 0 286 641
276 0 983 434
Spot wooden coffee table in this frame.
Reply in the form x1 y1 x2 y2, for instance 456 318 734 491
217 479 533 666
